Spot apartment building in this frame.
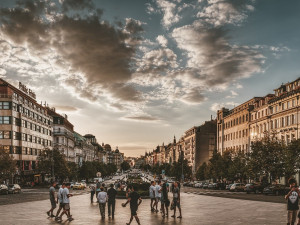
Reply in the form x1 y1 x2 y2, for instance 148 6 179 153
0 79 53 183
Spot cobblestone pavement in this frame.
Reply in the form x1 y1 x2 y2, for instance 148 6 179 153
182 187 286 204
0 192 289 225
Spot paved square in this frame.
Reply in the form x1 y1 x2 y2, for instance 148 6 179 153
0 192 288 225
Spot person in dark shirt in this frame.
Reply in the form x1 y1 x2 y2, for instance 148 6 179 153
122 185 142 225
285 178 300 225
107 184 118 218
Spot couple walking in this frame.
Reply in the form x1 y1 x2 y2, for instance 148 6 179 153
97 184 118 219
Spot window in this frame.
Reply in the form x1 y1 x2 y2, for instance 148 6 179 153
0 116 11 124
287 101 290 108
281 117 285 127
282 103 285 110
14 132 21 140
292 99 296 107
0 131 11 139
286 116 289 126
0 102 11 109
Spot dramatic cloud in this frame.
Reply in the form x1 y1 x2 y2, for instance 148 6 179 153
172 21 264 86
124 115 159 121
0 0 143 103
210 101 239 112
197 0 255 26
154 0 181 28
156 35 168 47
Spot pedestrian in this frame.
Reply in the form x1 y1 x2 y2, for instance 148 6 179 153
96 180 101 197
90 184 96 203
107 183 118 218
46 181 57 218
55 183 66 221
98 187 108 219
285 178 300 225
149 181 156 212
57 183 74 222
171 181 182 219
161 182 170 218
102 183 106 191
154 180 161 213
122 184 142 225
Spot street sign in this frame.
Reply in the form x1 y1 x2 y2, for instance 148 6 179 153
96 172 101 178
162 170 165 175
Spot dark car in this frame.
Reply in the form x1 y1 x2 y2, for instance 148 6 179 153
8 184 21 194
263 184 289 196
214 183 226 190
244 183 265 194
0 184 8 195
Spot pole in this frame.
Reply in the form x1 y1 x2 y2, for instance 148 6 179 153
51 148 54 182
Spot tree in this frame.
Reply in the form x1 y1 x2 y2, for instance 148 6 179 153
196 162 208 181
120 161 130 171
0 149 16 182
227 151 247 182
37 148 69 181
79 161 96 181
67 162 78 182
282 139 300 179
170 158 192 181
248 136 285 182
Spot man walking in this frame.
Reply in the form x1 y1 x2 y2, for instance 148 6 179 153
171 182 182 219
98 187 108 219
90 184 96 203
96 180 101 197
47 181 57 218
107 184 118 218
55 183 66 221
149 181 156 211
122 185 142 225
57 183 73 222
154 180 161 213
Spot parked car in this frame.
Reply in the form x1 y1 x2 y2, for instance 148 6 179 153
263 184 289 196
244 183 265 194
8 184 21 194
202 183 209 189
226 184 233 190
208 183 214 189
73 182 84 190
0 184 8 195
230 183 245 192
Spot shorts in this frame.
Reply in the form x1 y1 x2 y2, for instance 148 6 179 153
150 197 155 200
130 206 138 216
64 203 70 210
59 202 64 208
50 199 56 209
173 198 181 209
156 197 160 202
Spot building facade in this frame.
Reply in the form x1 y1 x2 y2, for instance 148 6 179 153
47 108 75 162
0 79 53 183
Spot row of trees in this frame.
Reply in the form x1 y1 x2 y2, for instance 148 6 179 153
196 138 300 183
37 148 118 182
140 158 192 181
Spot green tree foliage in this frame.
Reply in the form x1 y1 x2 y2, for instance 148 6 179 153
249 136 285 182
0 149 16 181
37 148 69 181
120 161 131 171
282 139 300 179
170 158 192 181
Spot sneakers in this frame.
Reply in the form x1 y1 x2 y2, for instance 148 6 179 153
46 211 50 216
68 217 74 221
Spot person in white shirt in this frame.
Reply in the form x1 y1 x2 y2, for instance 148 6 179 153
149 181 156 211
153 180 162 212
57 183 73 222
98 187 108 219
55 183 65 220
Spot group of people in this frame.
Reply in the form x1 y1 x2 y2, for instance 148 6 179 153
47 182 73 222
149 180 182 219
47 179 182 224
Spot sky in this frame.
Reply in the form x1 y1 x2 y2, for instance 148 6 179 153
0 0 299 157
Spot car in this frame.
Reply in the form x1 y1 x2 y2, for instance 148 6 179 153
8 184 21 194
244 183 266 194
230 183 245 192
263 184 289 196
226 184 233 190
0 184 8 195
208 183 214 189
195 182 203 188
81 181 87 188
73 182 84 190
202 183 209 189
